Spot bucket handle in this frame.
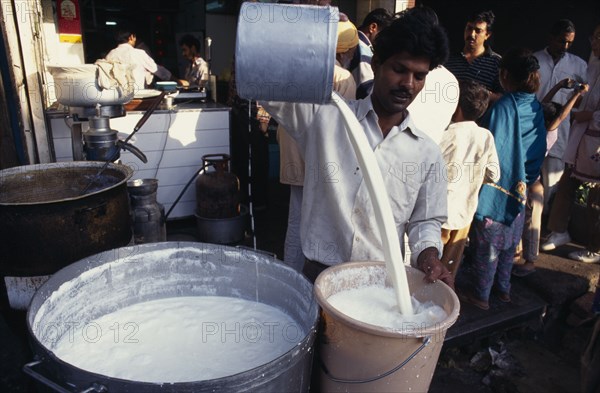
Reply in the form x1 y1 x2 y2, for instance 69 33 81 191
23 360 108 393
319 335 432 384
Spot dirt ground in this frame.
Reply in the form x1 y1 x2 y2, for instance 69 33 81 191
429 322 594 393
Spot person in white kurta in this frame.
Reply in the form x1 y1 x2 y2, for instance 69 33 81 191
277 18 357 272
408 65 460 144
533 19 587 209
277 64 355 271
543 25 600 263
438 79 499 276
105 30 171 90
262 8 453 287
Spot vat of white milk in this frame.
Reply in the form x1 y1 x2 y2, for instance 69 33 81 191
24 242 318 392
313 262 460 392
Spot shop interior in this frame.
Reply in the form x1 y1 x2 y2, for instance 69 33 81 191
77 0 358 103
76 1 363 101
76 0 599 105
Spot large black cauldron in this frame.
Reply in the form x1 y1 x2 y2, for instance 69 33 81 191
0 161 133 277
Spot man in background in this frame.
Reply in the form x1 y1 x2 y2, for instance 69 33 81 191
349 8 393 98
105 29 171 90
534 20 587 218
445 10 503 102
178 34 210 90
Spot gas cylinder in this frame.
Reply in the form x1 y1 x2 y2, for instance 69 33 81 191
127 179 167 244
196 154 241 219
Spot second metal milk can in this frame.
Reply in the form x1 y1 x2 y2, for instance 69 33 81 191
127 179 167 244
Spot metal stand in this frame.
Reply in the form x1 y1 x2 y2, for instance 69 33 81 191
70 122 84 161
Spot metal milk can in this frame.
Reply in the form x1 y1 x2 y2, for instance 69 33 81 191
127 179 167 244
196 154 241 219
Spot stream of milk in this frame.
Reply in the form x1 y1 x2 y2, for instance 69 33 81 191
333 94 413 315
50 296 304 383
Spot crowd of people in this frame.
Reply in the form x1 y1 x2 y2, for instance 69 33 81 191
96 3 600 315
258 4 600 314
259 6 599 389
102 28 210 91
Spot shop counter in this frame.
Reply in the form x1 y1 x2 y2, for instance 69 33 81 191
46 102 231 219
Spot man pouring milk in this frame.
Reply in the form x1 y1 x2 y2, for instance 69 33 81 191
248 6 453 287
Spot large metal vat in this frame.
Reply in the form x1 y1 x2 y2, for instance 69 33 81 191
25 242 319 392
0 162 133 278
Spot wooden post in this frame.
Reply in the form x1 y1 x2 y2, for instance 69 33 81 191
0 0 52 164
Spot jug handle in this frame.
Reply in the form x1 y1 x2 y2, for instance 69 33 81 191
319 336 432 384
23 360 108 393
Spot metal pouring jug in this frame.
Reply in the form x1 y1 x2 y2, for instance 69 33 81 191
235 2 339 104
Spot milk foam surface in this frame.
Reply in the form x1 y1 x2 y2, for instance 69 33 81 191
50 296 304 382
328 285 448 331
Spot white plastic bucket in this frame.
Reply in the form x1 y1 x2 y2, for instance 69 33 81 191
314 262 460 392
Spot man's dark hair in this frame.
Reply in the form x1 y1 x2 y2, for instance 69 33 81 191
179 34 201 51
373 6 449 70
549 19 576 36
458 79 490 121
115 29 134 44
359 8 393 31
468 10 495 33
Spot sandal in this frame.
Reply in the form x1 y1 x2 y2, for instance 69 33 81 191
491 285 512 303
497 292 511 303
458 290 490 310
512 262 536 277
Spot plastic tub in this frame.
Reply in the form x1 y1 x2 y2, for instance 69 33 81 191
314 262 460 392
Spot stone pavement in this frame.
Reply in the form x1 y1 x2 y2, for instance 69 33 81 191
431 222 599 393
430 243 598 393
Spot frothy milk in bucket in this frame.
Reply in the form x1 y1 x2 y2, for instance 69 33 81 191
328 286 448 330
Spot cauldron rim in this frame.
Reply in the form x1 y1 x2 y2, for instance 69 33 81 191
0 161 133 206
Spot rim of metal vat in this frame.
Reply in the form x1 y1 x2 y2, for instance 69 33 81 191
25 242 319 393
